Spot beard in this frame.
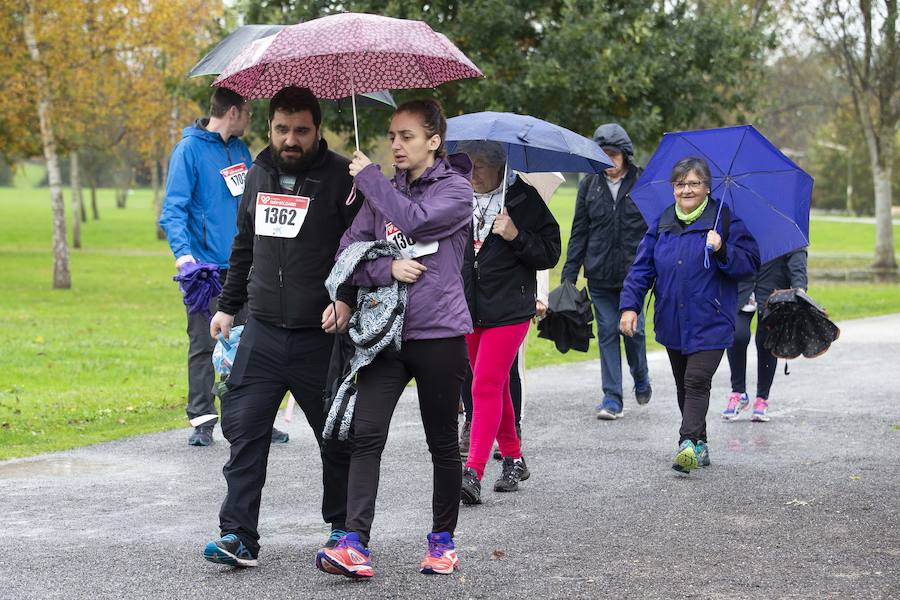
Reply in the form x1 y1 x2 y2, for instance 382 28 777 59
272 139 320 174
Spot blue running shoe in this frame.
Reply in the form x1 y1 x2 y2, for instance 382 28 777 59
672 440 698 473
316 529 347 574
420 531 459 575
596 398 624 420
695 440 711 467
203 533 257 567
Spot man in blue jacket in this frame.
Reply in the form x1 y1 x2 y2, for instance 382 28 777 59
160 87 287 447
561 124 651 420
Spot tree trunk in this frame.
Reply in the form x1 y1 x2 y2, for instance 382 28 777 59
90 182 99 220
872 160 896 270
24 9 70 289
70 152 82 249
152 158 166 239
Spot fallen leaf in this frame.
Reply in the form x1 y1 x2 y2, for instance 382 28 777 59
490 550 506 560
34 336 44 344
785 499 810 507
850 475 861 481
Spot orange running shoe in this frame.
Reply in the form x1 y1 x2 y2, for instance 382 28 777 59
419 532 459 575
320 532 374 578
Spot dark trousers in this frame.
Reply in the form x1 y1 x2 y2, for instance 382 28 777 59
219 316 350 555
666 348 724 444
461 352 522 427
346 337 467 546
727 311 777 399
185 294 219 425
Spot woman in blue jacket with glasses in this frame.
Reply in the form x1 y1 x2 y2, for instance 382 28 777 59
619 156 760 473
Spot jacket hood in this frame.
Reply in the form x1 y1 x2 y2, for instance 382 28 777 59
183 119 232 144
393 152 473 188
592 123 634 156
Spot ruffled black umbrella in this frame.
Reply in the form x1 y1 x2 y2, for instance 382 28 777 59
760 288 840 359
537 281 594 353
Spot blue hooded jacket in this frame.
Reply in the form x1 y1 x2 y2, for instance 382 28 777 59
159 120 252 269
619 199 760 354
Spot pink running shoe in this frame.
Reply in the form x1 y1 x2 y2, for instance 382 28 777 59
751 397 771 422
722 392 749 421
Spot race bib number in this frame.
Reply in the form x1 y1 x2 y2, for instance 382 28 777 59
385 222 438 259
220 163 248 196
255 193 310 238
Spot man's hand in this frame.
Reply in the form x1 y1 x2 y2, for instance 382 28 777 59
321 301 351 334
349 150 373 178
706 230 722 252
175 254 196 269
210 311 235 340
535 300 548 319
619 310 638 337
491 207 519 241
391 259 427 283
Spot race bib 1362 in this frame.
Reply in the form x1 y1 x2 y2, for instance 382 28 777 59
255 193 311 238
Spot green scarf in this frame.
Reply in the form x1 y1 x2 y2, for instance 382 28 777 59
675 197 709 224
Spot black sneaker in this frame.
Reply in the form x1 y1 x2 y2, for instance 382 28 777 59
271 428 290 444
461 467 482 505
635 384 652 406
494 457 527 492
459 420 471 458
517 456 531 481
203 533 258 567
188 425 214 446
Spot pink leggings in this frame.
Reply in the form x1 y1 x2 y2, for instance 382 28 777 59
464 320 531 479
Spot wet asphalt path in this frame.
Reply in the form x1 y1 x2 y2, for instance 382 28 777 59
1 314 898 599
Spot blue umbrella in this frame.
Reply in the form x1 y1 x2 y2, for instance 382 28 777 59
173 262 222 319
631 125 812 264
446 112 613 173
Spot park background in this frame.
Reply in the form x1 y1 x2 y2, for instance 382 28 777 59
1 1 898 459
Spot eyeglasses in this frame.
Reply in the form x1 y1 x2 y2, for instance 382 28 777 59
672 180 707 192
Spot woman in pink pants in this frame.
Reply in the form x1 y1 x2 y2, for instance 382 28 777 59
457 141 561 504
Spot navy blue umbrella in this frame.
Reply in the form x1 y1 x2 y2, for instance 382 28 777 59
446 112 613 173
631 125 812 264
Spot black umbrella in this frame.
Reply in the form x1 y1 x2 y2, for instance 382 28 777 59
188 25 396 108
538 281 594 353
760 288 840 359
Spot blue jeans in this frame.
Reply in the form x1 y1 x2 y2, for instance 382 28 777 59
588 284 650 407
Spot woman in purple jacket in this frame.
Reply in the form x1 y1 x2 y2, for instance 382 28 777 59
619 156 760 474
318 100 473 579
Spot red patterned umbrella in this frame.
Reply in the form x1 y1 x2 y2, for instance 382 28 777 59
213 12 482 148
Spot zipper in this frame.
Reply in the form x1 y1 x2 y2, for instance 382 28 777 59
472 259 480 327
278 238 286 327
247 265 253 281
202 214 208 250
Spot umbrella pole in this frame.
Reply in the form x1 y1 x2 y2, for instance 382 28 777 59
501 160 509 209
350 58 360 152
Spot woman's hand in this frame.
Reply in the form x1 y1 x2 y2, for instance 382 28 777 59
391 259 427 283
321 301 351 334
535 299 548 318
619 310 638 337
491 207 519 241
349 150 373 178
706 230 722 252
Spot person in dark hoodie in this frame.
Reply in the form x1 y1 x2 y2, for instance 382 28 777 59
561 123 652 420
201 86 358 569
161 87 292 446
722 249 808 422
318 99 473 579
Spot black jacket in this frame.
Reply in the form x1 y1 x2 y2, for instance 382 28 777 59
561 163 647 288
738 249 808 309
218 140 361 328
463 177 561 328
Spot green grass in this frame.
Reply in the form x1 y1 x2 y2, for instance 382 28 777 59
1 174 898 458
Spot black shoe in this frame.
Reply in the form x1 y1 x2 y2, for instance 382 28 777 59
188 425 214 446
492 445 502 461
271 428 290 444
517 456 530 481
459 420 471 458
635 384 652 406
494 457 527 492
461 467 482 505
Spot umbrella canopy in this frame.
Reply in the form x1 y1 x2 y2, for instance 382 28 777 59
446 112 613 174
190 24 395 108
761 288 840 359
537 281 594 353
213 13 482 99
517 171 565 203
173 262 222 319
630 125 813 264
